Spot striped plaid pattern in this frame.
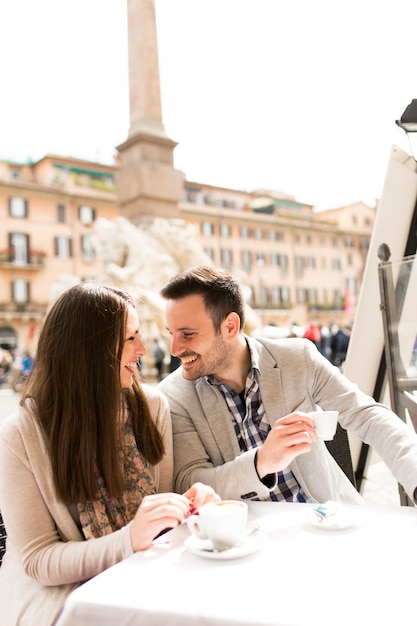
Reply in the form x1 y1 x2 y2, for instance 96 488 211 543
207 342 306 502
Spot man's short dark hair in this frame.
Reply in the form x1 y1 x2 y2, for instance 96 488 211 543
160 266 246 332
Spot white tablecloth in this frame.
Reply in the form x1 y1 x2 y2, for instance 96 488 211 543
56 502 417 626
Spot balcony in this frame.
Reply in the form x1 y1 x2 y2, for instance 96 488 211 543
0 301 48 317
0 249 46 269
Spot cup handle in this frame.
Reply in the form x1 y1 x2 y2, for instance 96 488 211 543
187 514 207 540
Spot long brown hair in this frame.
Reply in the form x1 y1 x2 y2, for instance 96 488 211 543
22 282 165 505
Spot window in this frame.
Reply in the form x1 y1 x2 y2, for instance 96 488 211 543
271 286 290 306
184 188 202 203
359 239 369 252
240 226 250 238
333 289 342 305
220 248 233 270
201 221 214 236
259 283 268 308
306 288 317 304
269 230 284 242
55 236 72 259
271 254 288 273
12 279 29 303
220 224 231 237
9 197 27 218
295 256 304 276
57 204 66 223
79 205 96 224
10 233 28 264
81 235 95 262
296 288 305 304
254 228 263 240
241 250 252 272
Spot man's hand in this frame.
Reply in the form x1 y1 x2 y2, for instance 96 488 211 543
256 412 317 478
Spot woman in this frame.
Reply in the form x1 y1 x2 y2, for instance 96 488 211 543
0 283 218 625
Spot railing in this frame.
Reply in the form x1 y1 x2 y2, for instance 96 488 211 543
0 302 48 315
0 249 46 268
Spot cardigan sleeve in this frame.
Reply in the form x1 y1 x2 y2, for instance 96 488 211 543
0 412 134 587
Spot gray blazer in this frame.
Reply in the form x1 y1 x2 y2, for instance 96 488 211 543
158 337 417 504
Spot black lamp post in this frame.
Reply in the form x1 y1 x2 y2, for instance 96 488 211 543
396 100 417 160
396 99 417 133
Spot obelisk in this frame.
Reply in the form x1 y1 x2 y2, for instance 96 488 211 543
116 0 183 221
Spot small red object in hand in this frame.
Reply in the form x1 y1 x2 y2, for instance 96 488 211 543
185 500 199 518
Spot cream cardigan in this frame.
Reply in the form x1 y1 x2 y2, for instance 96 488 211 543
0 384 173 626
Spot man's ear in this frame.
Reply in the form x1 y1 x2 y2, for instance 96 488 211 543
223 312 240 338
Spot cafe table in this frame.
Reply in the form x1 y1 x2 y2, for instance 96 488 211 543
56 501 417 626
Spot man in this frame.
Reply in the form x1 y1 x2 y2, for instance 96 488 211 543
158 266 417 505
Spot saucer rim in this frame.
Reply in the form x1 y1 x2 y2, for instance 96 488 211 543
184 525 264 560
304 511 358 532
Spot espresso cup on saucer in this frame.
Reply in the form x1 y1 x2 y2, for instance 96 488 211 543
310 410 339 441
187 500 248 551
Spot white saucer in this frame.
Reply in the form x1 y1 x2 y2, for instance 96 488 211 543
305 503 358 532
184 525 265 560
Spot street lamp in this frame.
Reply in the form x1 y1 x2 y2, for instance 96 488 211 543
396 100 417 132
396 99 417 159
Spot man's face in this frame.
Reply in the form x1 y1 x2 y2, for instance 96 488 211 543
165 294 232 381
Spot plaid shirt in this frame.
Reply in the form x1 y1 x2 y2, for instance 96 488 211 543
207 340 306 503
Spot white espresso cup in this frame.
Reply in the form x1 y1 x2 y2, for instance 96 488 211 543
310 410 339 441
187 500 248 550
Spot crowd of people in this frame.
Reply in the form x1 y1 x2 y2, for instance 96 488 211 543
303 321 351 368
0 348 34 391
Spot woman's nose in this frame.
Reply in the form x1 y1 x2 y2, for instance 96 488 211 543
135 337 146 355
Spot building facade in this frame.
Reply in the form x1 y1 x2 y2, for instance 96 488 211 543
0 153 375 355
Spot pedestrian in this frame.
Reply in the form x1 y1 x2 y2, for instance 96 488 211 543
152 337 166 382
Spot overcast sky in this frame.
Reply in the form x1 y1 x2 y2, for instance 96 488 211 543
1 0 416 209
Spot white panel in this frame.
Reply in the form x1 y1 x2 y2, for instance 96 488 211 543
342 145 417 466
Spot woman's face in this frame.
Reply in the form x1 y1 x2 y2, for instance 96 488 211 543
120 305 146 388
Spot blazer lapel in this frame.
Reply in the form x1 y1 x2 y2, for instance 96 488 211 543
195 378 242 456
255 343 288 426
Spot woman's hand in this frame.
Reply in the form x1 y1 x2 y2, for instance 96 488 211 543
130 484 220 551
130 492 191 551
183 482 220 515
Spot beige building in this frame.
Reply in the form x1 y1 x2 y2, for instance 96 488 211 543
0 155 118 353
0 152 375 354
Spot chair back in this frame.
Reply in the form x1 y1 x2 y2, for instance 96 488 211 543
0 510 6 566
325 424 356 488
